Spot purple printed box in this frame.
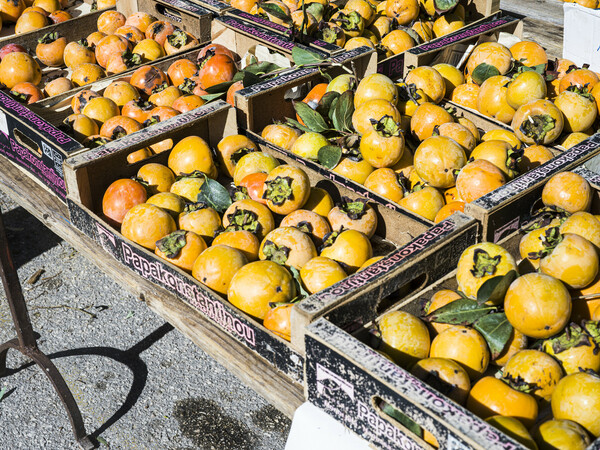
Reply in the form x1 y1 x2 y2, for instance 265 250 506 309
64 101 479 382
217 7 518 79
304 168 600 448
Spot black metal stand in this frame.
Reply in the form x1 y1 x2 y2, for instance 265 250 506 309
0 209 94 450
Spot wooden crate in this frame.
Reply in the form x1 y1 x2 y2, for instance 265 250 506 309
465 134 600 242
0 0 212 105
402 11 523 74
304 175 600 448
0 12 367 203
63 100 479 381
214 0 505 77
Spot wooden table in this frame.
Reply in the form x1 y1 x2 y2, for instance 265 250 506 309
0 154 304 419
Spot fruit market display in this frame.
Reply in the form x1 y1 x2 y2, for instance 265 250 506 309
57 41 291 151
0 9 202 103
101 133 394 342
232 0 479 57
369 170 600 447
449 39 600 149
259 63 566 224
0 0 81 35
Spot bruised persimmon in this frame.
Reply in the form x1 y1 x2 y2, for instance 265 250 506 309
115 25 145 44
99 115 142 140
62 113 98 141
385 0 419 25
380 29 415 55
197 53 237 90
130 65 168 96
95 34 131 68
71 63 106 87
104 81 140 107
263 303 293 341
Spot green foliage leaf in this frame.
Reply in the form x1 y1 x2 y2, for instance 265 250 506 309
293 101 329 132
197 176 232 214
243 71 264 88
199 92 226 102
476 270 517 305
318 145 342 169
423 298 495 325
292 46 327 66
244 61 282 75
260 2 293 23
473 312 513 359
434 0 459 13
290 266 311 302
316 91 340 118
472 63 501 86
306 2 325 20
205 81 235 94
285 117 315 133
381 402 423 438
330 91 354 132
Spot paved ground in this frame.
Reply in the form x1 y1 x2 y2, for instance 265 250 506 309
0 192 291 449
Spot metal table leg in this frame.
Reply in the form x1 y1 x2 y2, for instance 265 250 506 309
0 208 95 450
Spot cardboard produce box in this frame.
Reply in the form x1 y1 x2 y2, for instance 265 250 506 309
63 100 479 382
0 13 374 203
304 169 600 448
215 4 514 78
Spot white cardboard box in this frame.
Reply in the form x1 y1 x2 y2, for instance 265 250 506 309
563 3 600 71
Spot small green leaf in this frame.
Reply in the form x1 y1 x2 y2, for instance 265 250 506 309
292 46 326 65
423 298 495 325
205 80 236 94
316 91 340 118
197 176 233 214
331 90 355 132
381 401 423 438
318 145 342 169
261 2 293 23
125 311 135 319
290 266 311 301
476 270 517 305
285 117 314 133
473 313 513 359
294 101 329 132
472 63 501 85
199 92 226 102
244 61 282 75
434 0 459 13
243 71 264 88
97 437 109 446
306 2 325 21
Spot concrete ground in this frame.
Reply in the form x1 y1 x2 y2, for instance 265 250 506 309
0 192 291 449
